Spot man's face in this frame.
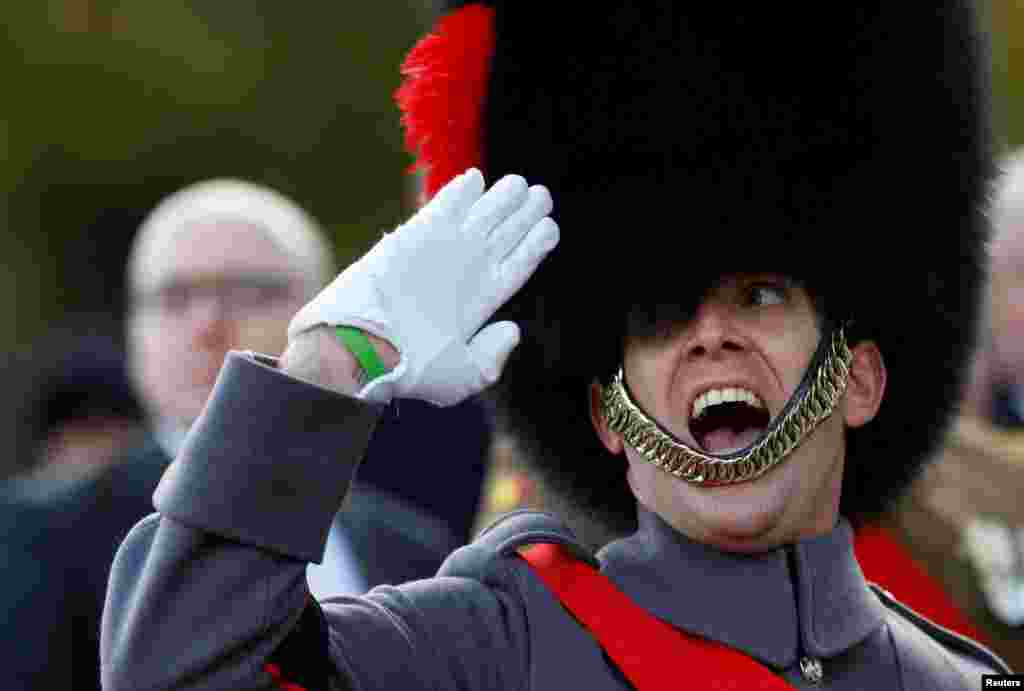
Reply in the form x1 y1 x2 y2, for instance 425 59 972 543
607 273 848 551
128 220 311 426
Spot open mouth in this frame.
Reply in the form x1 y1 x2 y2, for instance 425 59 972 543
688 388 771 455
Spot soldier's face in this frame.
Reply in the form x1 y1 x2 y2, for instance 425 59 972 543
592 273 882 552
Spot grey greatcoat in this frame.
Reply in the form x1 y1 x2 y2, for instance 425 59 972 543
101 353 1009 690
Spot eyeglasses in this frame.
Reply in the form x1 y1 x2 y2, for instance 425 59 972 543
133 274 300 318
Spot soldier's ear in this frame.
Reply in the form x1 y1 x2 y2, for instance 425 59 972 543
843 340 887 429
590 379 625 455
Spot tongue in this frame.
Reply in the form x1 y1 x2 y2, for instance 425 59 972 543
700 426 763 454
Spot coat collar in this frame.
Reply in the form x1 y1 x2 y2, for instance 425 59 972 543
596 506 887 669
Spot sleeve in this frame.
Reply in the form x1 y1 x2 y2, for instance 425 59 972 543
100 352 531 691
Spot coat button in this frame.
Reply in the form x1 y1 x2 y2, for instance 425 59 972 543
799 656 824 685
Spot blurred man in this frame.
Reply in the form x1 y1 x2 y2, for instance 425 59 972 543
0 179 490 690
125 179 333 447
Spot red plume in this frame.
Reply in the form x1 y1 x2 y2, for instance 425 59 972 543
395 3 496 204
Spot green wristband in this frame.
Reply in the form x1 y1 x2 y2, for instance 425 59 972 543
334 326 390 383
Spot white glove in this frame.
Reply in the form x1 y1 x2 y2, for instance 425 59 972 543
288 168 559 406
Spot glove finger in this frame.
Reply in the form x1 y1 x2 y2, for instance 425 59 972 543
467 320 521 385
463 175 528 239
490 185 554 261
426 168 485 222
497 216 560 300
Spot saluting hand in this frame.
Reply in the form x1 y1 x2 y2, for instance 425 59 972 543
285 169 559 406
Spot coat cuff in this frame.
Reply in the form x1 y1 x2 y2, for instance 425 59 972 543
154 351 385 563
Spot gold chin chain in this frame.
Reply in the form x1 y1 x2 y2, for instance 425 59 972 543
599 328 853 486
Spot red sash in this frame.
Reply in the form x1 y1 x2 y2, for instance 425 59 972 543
520 543 795 691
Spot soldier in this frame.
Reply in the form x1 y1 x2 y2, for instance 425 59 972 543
103 2 1009 689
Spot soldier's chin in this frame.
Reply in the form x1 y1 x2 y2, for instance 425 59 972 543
692 482 796 552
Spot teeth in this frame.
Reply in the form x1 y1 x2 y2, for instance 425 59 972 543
691 387 764 420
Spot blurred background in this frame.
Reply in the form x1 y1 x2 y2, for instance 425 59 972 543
0 1 436 472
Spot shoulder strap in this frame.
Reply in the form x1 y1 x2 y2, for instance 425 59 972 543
853 523 986 642
520 543 794 691
870 584 1012 674
437 510 595 578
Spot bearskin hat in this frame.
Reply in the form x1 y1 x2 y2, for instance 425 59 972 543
396 2 993 544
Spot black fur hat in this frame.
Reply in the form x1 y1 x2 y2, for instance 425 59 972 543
398 2 993 543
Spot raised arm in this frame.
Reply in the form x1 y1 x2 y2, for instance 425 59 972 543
100 170 558 691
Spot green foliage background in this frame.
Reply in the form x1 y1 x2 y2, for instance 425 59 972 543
991 2 1023 151
1 1 432 352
